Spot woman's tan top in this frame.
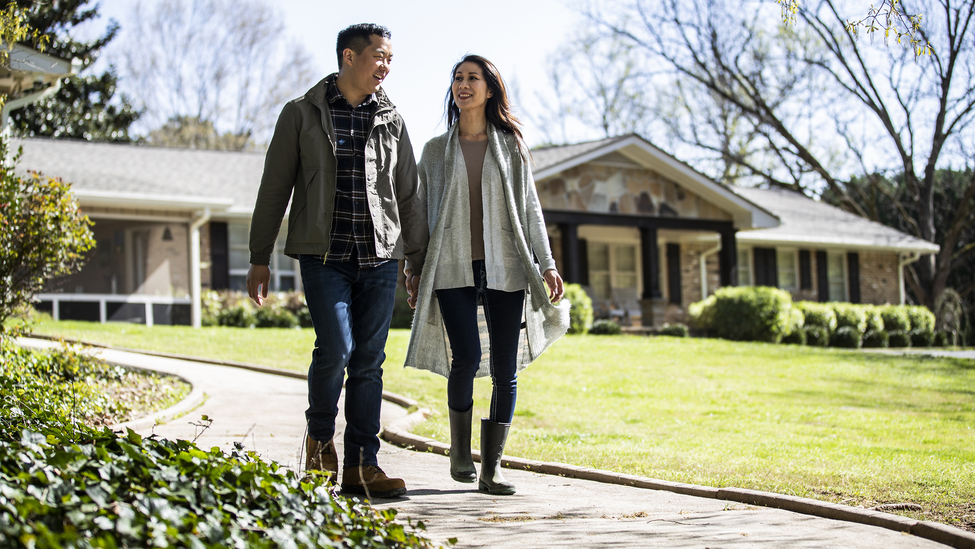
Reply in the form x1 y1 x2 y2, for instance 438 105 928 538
459 138 488 261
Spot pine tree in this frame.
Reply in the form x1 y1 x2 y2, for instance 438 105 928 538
9 0 138 141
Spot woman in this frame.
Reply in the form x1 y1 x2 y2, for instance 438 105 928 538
403 55 569 495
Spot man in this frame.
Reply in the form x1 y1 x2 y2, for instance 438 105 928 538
247 23 426 498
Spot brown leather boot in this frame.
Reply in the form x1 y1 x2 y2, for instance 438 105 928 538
341 465 407 498
305 436 338 476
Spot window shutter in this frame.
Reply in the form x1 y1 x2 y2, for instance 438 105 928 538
667 243 681 305
209 222 229 290
816 250 829 302
753 247 778 287
847 252 861 303
799 250 812 290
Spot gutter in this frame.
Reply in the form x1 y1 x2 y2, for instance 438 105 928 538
898 252 921 305
0 79 62 131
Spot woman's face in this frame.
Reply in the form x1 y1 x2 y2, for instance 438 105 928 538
452 61 493 113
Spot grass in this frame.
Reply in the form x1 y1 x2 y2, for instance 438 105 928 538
29 318 975 532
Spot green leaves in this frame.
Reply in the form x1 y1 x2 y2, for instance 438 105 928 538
0 339 440 548
0 139 95 330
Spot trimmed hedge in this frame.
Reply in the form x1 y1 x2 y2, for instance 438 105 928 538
910 328 934 348
831 326 863 349
563 284 594 335
888 330 912 348
879 305 910 332
862 330 889 348
590 319 622 335
795 302 837 333
906 305 936 333
864 306 885 333
832 303 868 335
804 326 830 347
690 286 796 343
782 328 807 345
658 323 689 337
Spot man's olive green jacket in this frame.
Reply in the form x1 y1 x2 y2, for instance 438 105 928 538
249 76 428 275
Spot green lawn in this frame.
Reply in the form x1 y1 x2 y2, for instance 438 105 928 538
29 319 975 531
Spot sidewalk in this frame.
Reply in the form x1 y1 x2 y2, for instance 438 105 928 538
18 338 974 548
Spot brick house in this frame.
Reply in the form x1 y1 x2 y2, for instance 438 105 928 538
17 133 938 327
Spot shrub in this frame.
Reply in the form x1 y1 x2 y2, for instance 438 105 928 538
254 305 299 328
658 323 689 337
831 303 867 335
905 305 935 333
217 301 256 328
563 284 593 334
795 302 837 333
862 330 889 348
0 142 95 329
695 286 795 343
864 306 885 333
879 305 910 332
804 326 830 347
888 330 912 348
782 328 807 345
910 328 934 348
830 325 862 349
590 319 622 335
688 295 716 329
933 330 954 347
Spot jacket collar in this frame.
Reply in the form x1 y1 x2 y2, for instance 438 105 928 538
306 73 396 116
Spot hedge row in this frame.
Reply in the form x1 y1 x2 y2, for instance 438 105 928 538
201 290 417 330
0 336 437 548
689 286 950 348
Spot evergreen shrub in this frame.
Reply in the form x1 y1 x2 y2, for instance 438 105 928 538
864 306 885 333
692 286 795 343
795 302 837 333
862 330 889 348
782 328 807 345
830 325 862 348
888 330 912 348
658 323 689 337
590 319 622 335
804 326 830 347
879 305 910 332
563 284 593 334
910 328 934 348
831 303 868 335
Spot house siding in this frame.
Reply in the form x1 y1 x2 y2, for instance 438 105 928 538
859 251 900 304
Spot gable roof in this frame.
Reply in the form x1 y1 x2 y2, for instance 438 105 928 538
14 137 252 215
532 134 779 230
733 187 939 253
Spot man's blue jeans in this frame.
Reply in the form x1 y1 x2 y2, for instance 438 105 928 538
299 255 397 469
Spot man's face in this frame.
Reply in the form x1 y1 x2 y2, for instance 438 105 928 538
343 34 393 101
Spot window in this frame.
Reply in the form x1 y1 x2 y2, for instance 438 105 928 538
587 242 639 300
227 222 299 292
777 249 798 292
827 252 846 301
228 223 250 291
738 249 752 286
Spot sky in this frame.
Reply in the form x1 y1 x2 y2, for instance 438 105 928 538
90 0 588 150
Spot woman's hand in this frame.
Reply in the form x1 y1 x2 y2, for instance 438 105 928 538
404 268 420 309
543 269 564 303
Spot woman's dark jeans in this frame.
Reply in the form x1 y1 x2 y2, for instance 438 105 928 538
436 260 525 424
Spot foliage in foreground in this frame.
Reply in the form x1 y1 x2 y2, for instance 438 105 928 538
0 338 437 549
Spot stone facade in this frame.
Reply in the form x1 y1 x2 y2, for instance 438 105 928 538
859 251 900 304
537 164 732 221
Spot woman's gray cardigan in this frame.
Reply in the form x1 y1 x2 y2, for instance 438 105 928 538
403 123 570 378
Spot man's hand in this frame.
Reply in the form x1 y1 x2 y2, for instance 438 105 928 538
404 268 420 309
246 264 271 306
543 269 564 303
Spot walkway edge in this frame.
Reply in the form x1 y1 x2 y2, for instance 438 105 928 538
381 410 975 549
27 334 975 549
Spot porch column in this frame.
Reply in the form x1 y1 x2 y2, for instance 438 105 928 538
559 223 581 284
719 228 738 287
639 227 661 299
189 208 211 329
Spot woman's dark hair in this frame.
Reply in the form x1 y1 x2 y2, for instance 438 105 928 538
336 24 391 69
445 55 529 159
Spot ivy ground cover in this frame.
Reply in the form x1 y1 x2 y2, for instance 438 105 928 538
32 319 975 533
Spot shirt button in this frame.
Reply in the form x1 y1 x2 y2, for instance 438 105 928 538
338 139 346 145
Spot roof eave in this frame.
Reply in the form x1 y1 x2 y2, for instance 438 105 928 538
736 232 941 254
75 190 233 212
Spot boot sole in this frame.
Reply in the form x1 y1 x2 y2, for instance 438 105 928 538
451 472 477 483
341 484 407 498
478 482 516 495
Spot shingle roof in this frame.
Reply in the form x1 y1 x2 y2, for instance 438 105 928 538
531 135 632 172
13 137 265 212
733 186 939 253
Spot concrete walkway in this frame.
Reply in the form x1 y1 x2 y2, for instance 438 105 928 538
18 338 975 549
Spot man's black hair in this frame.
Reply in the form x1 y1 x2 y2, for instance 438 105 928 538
336 24 391 69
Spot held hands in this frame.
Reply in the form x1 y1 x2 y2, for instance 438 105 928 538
404 268 420 309
246 264 271 306
543 269 564 303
